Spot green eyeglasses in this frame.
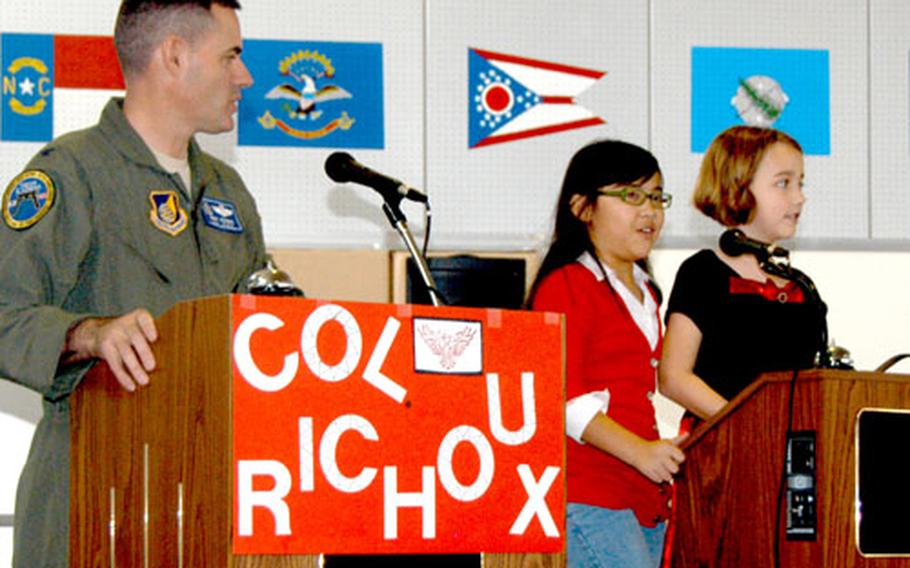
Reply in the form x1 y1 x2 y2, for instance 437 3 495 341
598 186 673 209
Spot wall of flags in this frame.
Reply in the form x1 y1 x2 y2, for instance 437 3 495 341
1 0 908 248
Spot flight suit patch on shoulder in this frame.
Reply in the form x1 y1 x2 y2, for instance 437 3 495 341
200 196 243 234
148 190 188 236
3 170 56 230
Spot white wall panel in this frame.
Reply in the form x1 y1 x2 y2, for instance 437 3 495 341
0 0 119 34
0 529 11 568
0 407 36 513
425 0 650 249
0 383 40 566
870 0 910 240
236 1 425 248
652 0 869 241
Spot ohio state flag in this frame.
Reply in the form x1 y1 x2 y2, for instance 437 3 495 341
468 48 605 149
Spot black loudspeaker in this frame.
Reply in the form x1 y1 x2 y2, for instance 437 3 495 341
856 409 910 555
406 255 527 308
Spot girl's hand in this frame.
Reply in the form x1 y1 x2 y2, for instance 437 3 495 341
632 434 687 484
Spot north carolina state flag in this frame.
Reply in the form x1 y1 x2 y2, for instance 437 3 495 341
468 48 605 149
1 33 123 142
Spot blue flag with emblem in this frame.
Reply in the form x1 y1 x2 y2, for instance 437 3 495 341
2 33 54 142
238 39 384 149
691 46 830 155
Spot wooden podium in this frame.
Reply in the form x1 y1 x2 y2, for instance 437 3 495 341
672 369 910 567
70 295 566 567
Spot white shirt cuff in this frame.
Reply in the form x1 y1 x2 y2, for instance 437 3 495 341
565 390 610 444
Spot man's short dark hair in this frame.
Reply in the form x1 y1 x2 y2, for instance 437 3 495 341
114 0 242 79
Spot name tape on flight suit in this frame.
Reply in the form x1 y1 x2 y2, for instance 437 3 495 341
200 196 244 234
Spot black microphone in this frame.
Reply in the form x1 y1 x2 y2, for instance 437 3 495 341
325 152 427 203
719 229 788 260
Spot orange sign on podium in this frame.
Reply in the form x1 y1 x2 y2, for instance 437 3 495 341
230 295 565 555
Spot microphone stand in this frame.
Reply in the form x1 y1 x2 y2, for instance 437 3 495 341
762 251 830 568
380 198 444 307
758 255 831 368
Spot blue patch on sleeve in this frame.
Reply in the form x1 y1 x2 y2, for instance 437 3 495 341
3 170 55 230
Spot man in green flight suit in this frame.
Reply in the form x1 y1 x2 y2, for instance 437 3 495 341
0 1 268 565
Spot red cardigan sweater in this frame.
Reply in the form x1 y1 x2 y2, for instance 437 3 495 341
532 262 671 526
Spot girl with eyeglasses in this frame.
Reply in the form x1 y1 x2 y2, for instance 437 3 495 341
659 126 826 419
528 140 685 568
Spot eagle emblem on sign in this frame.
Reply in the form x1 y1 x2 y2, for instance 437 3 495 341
418 324 477 370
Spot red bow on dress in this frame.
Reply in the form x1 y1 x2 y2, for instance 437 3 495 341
728 276 805 303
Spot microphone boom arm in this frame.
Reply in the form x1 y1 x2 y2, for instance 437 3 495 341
381 199 443 307
759 257 830 367
326 151 442 306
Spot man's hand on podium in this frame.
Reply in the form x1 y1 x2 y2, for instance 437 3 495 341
63 308 158 392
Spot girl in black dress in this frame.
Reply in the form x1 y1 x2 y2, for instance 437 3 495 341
659 126 826 417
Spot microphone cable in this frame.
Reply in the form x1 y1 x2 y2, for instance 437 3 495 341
421 199 432 259
419 198 449 305
760 258 829 367
759 258 825 567
773 366 801 568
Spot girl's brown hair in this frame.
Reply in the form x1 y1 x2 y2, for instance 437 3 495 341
693 126 802 226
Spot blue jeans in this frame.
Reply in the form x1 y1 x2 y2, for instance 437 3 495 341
566 503 666 568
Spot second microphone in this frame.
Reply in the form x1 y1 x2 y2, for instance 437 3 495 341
325 152 428 203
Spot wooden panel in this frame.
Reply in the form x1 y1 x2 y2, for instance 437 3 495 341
672 370 910 568
268 248 391 304
231 555 320 568
71 296 233 566
485 552 565 568
71 296 322 566
673 374 798 567
817 374 910 567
